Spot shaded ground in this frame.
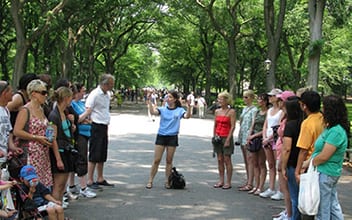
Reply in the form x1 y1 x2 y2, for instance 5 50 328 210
65 101 352 220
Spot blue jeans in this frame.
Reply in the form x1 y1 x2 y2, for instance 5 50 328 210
316 173 343 220
287 166 301 220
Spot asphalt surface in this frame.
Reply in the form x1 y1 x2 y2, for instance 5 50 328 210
65 102 352 220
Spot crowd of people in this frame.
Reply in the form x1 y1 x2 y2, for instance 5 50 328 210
229 88 348 220
0 73 116 219
0 73 349 220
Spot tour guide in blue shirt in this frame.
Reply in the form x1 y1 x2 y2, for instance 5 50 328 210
146 90 191 189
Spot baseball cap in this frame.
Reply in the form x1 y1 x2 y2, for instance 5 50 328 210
267 88 283 96
276 91 295 102
20 165 38 181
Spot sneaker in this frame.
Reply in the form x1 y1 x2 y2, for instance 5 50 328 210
87 182 103 190
67 185 79 194
271 191 284 200
259 188 276 198
65 191 79 200
272 210 288 220
80 188 97 198
62 199 69 209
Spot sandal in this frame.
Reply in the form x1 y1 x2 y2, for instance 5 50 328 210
146 182 153 189
213 182 224 188
222 184 232 190
238 184 253 191
248 187 257 194
237 182 248 188
253 188 261 195
164 182 171 189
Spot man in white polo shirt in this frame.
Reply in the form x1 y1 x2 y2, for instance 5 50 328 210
85 74 115 188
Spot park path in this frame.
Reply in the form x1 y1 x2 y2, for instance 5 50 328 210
65 102 352 220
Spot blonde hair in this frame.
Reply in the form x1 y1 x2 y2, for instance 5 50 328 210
218 91 233 105
52 86 73 103
243 90 255 99
296 86 312 98
27 79 47 99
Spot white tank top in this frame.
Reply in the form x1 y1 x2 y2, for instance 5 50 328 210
266 107 282 137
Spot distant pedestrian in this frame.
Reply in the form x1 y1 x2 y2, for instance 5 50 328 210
85 74 115 188
187 91 195 115
146 90 191 189
196 95 207 119
212 92 236 190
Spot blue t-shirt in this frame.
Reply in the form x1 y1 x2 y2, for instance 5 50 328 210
312 124 348 176
157 106 186 136
71 100 91 137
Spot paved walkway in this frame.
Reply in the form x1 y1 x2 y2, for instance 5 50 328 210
65 102 352 220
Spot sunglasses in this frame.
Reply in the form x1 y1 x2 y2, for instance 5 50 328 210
0 81 9 95
35 90 48 96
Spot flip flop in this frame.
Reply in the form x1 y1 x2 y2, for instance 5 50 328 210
248 187 257 194
238 184 253 191
146 182 153 189
222 184 232 190
213 183 224 188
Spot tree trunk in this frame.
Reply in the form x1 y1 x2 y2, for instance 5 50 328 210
10 0 26 88
10 0 68 87
227 39 237 99
307 0 326 90
264 0 286 90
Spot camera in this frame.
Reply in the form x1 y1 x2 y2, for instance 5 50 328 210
212 135 222 145
70 147 79 155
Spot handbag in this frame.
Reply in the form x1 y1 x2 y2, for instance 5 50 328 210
298 159 320 215
168 167 186 189
248 136 262 152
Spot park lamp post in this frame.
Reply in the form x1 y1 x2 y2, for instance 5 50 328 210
264 58 271 74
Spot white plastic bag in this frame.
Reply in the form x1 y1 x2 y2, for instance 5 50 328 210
298 159 320 215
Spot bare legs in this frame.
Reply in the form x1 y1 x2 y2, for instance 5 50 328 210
52 173 69 202
87 162 105 184
216 153 232 188
240 145 249 185
249 149 266 193
263 147 276 191
147 145 176 188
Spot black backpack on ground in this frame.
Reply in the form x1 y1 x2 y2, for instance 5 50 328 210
168 167 186 189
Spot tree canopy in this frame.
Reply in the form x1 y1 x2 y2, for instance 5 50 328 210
1 0 352 101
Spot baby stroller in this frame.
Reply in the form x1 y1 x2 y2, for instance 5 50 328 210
11 183 45 220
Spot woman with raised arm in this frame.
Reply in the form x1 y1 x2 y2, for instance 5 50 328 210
146 90 191 189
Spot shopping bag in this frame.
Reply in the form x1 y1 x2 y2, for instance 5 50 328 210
298 159 320 215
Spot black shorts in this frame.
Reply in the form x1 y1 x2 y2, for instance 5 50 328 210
89 123 108 163
50 148 74 173
155 134 178 147
75 135 88 176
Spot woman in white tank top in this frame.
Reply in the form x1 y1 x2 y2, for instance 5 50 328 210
259 89 283 199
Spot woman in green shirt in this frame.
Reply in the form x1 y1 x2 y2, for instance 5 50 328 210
312 95 349 220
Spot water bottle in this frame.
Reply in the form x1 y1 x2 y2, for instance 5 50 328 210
46 122 54 142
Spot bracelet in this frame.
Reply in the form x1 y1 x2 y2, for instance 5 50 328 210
32 135 36 140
